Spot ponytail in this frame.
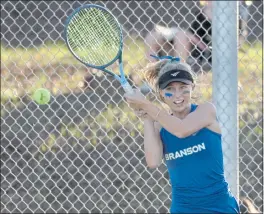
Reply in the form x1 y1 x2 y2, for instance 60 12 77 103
142 60 169 91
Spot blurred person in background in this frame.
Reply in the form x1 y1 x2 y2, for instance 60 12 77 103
144 1 212 72
144 1 251 71
144 24 208 66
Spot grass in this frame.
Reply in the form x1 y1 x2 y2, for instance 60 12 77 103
1 39 261 104
0 38 146 106
1 38 262 151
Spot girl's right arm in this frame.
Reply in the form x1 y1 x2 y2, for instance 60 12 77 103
143 119 163 168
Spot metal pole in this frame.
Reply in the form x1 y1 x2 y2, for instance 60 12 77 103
212 1 239 199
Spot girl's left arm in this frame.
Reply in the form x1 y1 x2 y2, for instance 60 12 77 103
142 101 216 138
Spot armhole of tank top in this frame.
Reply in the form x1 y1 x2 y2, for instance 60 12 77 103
194 103 221 135
154 121 162 134
206 110 222 136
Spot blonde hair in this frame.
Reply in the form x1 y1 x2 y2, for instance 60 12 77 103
143 60 197 93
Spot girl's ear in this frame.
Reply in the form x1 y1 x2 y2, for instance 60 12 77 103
192 83 195 90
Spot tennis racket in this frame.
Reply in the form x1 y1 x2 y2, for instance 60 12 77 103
64 4 133 93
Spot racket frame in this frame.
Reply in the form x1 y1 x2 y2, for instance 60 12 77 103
64 4 129 85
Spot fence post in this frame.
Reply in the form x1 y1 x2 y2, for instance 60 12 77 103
212 1 239 199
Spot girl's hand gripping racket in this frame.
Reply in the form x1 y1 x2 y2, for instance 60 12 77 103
64 4 133 94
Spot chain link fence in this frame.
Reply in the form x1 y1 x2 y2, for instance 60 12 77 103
1 1 263 213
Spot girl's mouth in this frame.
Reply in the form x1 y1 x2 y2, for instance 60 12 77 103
173 100 184 105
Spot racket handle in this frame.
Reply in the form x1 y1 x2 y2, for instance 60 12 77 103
121 81 134 94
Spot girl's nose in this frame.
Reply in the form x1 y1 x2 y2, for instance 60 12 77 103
174 90 182 98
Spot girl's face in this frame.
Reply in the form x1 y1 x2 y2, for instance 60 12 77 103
160 82 194 112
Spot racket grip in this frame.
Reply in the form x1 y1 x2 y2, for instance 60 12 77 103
121 81 134 94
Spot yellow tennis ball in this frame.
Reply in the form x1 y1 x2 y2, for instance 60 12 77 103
33 88 51 105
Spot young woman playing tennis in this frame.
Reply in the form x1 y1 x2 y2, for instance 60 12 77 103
124 57 240 213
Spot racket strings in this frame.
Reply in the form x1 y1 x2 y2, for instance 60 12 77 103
67 7 121 66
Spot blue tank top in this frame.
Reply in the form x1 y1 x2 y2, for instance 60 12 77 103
160 104 239 213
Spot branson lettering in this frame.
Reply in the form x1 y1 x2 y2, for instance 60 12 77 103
165 143 206 160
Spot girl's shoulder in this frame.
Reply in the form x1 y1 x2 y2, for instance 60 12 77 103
192 102 218 122
195 102 217 112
